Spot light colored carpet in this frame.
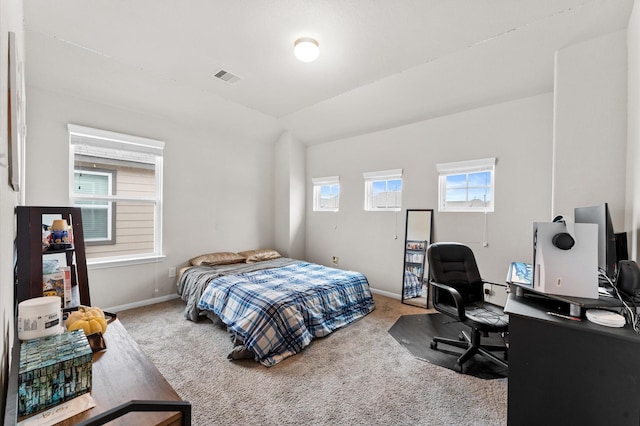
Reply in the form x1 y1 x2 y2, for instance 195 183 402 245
117 294 507 426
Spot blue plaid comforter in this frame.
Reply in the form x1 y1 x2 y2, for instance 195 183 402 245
403 270 423 299
197 260 375 367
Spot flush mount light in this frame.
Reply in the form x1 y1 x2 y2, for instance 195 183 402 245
294 37 319 62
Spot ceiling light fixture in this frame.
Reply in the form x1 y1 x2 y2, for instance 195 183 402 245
294 37 319 63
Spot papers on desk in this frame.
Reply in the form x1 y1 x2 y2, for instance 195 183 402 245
18 393 95 426
598 286 615 298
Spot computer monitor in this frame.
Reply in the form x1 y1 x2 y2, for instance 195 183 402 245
574 203 617 281
615 231 629 262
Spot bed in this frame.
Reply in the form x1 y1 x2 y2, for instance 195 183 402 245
177 249 376 367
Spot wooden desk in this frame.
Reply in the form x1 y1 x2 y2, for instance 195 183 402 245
505 294 640 426
18 319 186 426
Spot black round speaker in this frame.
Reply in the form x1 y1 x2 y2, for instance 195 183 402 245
552 232 575 250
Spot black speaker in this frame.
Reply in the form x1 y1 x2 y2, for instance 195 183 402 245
616 260 640 302
552 216 575 250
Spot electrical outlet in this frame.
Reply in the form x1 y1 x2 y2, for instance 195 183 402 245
332 256 339 266
169 267 177 278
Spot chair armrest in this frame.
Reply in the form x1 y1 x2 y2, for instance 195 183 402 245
429 280 466 321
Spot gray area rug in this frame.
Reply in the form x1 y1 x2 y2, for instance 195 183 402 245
117 294 507 426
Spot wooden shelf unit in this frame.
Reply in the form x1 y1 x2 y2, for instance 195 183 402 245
16 206 91 305
404 240 427 281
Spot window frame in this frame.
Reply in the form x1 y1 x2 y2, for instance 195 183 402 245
68 124 165 267
363 169 403 212
312 176 340 212
73 167 116 245
436 157 496 213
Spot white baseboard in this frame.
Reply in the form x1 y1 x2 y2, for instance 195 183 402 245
370 288 401 300
106 293 180 313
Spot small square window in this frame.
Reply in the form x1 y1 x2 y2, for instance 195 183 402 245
363 169 403 211
313 176 339 212
437 158 495 212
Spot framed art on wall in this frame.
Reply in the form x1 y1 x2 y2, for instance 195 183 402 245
7 31 25 192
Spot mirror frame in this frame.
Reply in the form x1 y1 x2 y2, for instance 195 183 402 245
401 209 434 308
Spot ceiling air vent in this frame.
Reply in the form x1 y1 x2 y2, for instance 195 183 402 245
213 69 240 84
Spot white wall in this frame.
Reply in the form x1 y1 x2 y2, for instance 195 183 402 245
628 1 640 261
553 30 628 228
274 131 306 259
24 87 278 308
0 0 24 418
306 28 630 302
306 93 554 298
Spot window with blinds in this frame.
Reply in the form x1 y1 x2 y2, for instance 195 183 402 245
73 170 114 242
68 124 165 262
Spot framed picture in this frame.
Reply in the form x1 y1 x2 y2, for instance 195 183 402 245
7 31 25 192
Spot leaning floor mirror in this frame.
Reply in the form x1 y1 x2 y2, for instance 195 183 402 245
401 209 434 308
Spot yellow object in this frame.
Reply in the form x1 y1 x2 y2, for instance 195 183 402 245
88 319 102 334
65 305 108 334
50 219 68 231
65 311 84 328
68 319 91 335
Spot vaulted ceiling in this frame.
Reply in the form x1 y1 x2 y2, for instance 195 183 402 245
24 0 634 145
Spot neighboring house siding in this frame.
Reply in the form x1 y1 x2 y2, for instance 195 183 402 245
80 162 156 259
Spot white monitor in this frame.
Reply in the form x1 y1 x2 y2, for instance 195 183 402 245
533 221 599 299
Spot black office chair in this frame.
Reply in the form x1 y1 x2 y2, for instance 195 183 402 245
427 242 508 372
